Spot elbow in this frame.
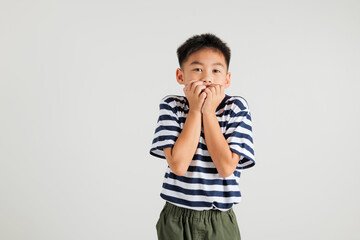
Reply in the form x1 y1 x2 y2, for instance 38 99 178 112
169 158 188 176
172 167 187 176
217 155 239 178
170 164 188 176
218 165 237 178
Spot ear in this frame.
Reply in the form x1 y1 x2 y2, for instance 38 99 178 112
176 68 185 85
224 72 231 88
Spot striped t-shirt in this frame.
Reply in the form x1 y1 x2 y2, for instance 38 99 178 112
150 94 255 211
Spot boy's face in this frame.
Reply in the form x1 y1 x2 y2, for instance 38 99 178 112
176 48 231 88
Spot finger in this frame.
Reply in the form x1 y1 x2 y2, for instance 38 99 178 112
215 85 220 94
184 80 196 90
207 86 216 95
185 79 199 87
204 88 212 96
195 84 206 95
220 85 224 95
190 81 204 93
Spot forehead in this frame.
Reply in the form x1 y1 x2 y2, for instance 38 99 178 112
185 48 226 66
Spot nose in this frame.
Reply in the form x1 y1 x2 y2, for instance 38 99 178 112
201 72 213 86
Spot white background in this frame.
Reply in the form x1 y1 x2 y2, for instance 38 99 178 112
1 0 359 239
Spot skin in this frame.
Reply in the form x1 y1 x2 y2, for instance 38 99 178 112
163 48 241 178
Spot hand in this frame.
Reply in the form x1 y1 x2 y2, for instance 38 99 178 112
201 84 225 114
183 80 207 113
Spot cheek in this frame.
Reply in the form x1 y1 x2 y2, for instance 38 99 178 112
187 72 201 80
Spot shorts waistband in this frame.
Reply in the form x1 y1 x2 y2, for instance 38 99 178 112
163 201 234 220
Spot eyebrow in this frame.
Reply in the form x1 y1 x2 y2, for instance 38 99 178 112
189 61 225 68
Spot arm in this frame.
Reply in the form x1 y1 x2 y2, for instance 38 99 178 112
164 110 202 176
163 80 206 176
202 112 240 178
201 84 240 178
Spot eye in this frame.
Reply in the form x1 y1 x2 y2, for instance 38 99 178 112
213 69 221 73
193 68 202 72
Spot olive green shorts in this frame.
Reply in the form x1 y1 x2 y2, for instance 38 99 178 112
156 202 241 240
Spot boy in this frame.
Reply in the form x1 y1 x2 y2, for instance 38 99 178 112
150 33 255 240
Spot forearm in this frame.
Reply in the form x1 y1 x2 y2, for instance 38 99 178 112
202 112 235 178
170 110 202 175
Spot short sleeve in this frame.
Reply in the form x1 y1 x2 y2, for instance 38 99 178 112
149 96 182 159
225 97 255 169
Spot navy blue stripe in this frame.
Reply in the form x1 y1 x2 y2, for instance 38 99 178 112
163 96 187 105
159 103 177 115
230 109 248 118
158 114 178 122
228 141 254 155
247 113 252 120
155 125 181 134
218 121 227 128
227 120 252 132
219 107 248 119
163 183 241 197
233 171 241 177
232 98 247 110
161 193 213 208
212 201 237 210
225 131 254 144
193 154 212 162
197 142 208 151
165 172 238 185
152 135 177 145
187 166 218 174
216 95 231 112
178 117 186 124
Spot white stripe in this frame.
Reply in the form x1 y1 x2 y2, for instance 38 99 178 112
185 171 222 179
151 149 164 157
231 117 252 127
227 131 253 141
151 139 175 150
189 159 215 168
238 161 254 168
230 144 255 160
157 119 179 127
194 148 210 156
227 135 253 147
164 198 242 212
163 177 240 192
161 188 241 203
153 129 179 139
159 108 177 117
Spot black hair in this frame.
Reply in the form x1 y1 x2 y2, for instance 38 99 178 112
177 33 231 71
